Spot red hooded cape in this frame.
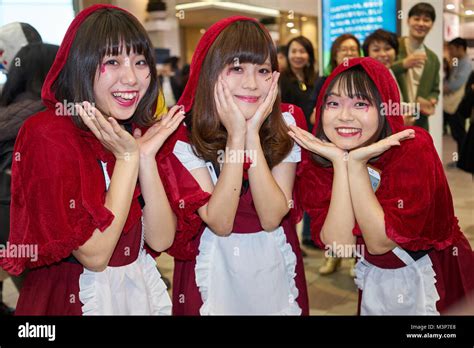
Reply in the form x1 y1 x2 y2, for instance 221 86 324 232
299 57 465 251
161 16 307 260
0 4 208 273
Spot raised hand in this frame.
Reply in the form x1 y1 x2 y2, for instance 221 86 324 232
246 71 280 135
288 124 348 164
133 105 185 158
215 76 247 139
403 53 426 69
75 101 138 160
349 129 415 164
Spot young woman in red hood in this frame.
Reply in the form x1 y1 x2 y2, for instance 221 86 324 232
0 5 186 315
290 57 474 314
164 17 309 315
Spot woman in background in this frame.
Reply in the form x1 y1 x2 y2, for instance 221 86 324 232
0 42 58 315
279 36 316 254
363 29 418 126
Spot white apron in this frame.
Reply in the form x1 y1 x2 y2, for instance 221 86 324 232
354 247 440 315
78 161 172 315
195 226 301 315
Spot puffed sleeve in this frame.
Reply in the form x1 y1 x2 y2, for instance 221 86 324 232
157 125 211 260
0 114 114 275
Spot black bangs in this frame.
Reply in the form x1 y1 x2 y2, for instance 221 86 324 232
324 65 380 105
88 10 150 59
220 21 273 67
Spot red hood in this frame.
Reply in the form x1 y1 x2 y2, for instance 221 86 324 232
41 4 130 110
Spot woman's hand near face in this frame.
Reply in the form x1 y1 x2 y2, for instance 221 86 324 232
215 76 247 140
246 71 280 136
348 129 415 164
288 124 348 164
75 101 138 160
132 105 185 159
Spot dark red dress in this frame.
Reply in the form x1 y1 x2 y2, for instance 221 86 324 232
0 5 174 315
0 111 172 315
167 105 309 315
299 57 474 315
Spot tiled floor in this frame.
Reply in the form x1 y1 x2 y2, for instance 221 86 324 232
2 135 473 314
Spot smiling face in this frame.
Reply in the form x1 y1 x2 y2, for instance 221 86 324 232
336 38 360 66
219 58 273 119
367 40 396 69
93 49 151 120
407 15 433 41
288 41 309 70
322 80 379 151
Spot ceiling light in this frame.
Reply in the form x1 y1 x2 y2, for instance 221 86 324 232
175 2 280 17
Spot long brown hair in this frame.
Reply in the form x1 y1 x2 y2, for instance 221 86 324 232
285 36 317 87
53 7 158 129
190 20 293 169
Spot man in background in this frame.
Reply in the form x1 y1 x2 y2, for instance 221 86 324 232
444 37 472 156
392 2 440 131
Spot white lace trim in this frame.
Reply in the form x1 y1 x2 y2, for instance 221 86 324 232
354 252 440 315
